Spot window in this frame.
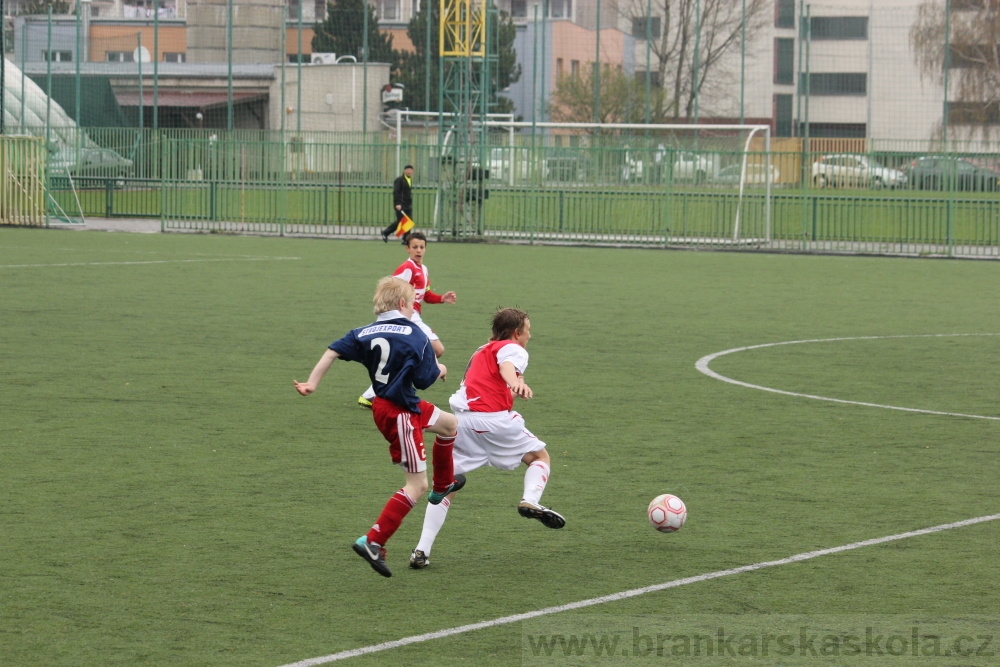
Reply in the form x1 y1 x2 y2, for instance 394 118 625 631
43 50 73 62
775 0 794 28
774 94 793 137
510 0 526 18
571 60 579 77
556 58 564 78
379 0 399 20
808 16 868 40
948 45 999 69
803 123 866 138
800 72 867 96
635 70 661 88
163 52 186 63
632 16 661 40
549 0 570 18
952 0 988 9
288 54 309 64
107 51 134 62
774 38 794 85
948 102 1000 125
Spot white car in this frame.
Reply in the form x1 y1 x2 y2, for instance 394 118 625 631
487 147 533 183
710 163 780 186
812 154 906 189
623 145 713 184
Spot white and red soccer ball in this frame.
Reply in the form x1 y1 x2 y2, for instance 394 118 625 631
647 494 687 533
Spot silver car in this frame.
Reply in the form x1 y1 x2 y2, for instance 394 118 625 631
811 154 906 189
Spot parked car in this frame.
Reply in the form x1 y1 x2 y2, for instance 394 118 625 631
485 147 534 183
623 145 714 184
544 148 588 182
811 153 906 189
904 156 1000 192
710 163 780 185
49 145 133 179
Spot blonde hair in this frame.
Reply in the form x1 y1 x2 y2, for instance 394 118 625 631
373 276 415 314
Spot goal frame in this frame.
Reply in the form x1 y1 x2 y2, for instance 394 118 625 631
482 121 773 246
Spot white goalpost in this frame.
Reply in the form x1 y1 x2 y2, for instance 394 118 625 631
483 122 773 246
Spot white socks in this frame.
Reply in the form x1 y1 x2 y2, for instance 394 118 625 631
416 497 450 555
522 461 550 505
415 460 551 557
362 386 376 401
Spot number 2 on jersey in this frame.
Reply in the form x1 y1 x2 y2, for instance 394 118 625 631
370 337 391 383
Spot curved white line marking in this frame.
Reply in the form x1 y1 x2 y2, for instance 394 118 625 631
696 333 1000 421
277 513 1000 666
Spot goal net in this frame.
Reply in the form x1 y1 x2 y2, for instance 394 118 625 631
475 121 774 248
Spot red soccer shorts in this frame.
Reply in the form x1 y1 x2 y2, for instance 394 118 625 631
371 397 441 473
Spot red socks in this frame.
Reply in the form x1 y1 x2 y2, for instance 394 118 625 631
367 489 415 545
431 434 457 493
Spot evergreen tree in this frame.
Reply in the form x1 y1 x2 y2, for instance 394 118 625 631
313 0 396 65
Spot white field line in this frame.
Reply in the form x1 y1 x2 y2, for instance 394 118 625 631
278 513 1000 666
0 257 301 269
695 333 1000 421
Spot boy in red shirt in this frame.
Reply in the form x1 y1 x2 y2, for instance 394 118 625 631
359 231 456 408
409 307 564 569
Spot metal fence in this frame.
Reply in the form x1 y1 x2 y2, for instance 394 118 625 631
27 127 998 258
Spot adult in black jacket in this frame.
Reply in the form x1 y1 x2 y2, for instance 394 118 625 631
381 165 414 242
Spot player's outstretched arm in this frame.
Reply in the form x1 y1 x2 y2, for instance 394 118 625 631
294 349 339 396
499 361 532 400
440 291 457 304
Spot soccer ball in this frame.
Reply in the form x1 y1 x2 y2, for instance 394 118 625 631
647 494 686 533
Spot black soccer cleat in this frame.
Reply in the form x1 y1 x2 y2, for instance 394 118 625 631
518 501 566 529
353 536 392 577
409 549 429 570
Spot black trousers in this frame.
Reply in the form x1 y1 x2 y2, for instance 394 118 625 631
381 209 411 237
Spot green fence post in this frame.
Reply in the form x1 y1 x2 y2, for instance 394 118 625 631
210 181 217 221
558 190 564 232
106 179 114 217
811 195 818 241
946 198 954 257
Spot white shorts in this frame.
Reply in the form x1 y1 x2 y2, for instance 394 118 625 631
410 311 439 342
450 409 546 474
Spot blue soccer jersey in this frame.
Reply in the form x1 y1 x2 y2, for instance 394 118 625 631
329 310 439 412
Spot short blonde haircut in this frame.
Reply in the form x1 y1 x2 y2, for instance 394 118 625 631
373 276 415 315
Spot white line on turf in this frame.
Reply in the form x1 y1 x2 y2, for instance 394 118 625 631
695 333 1000 421
277 513 1000 667
0 257 301 269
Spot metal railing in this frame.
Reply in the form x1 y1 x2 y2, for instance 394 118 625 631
0 136 47 226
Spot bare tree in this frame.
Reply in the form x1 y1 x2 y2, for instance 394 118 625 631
911 0 1000 139
549 66 665 124
619 0 769 120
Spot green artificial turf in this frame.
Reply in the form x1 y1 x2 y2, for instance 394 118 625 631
1 228 998 665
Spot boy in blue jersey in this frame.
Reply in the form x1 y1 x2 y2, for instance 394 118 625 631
294 277 465 577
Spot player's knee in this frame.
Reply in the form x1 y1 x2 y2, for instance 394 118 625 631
407 476 429 499
523 448 550 466
435 412 458 438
